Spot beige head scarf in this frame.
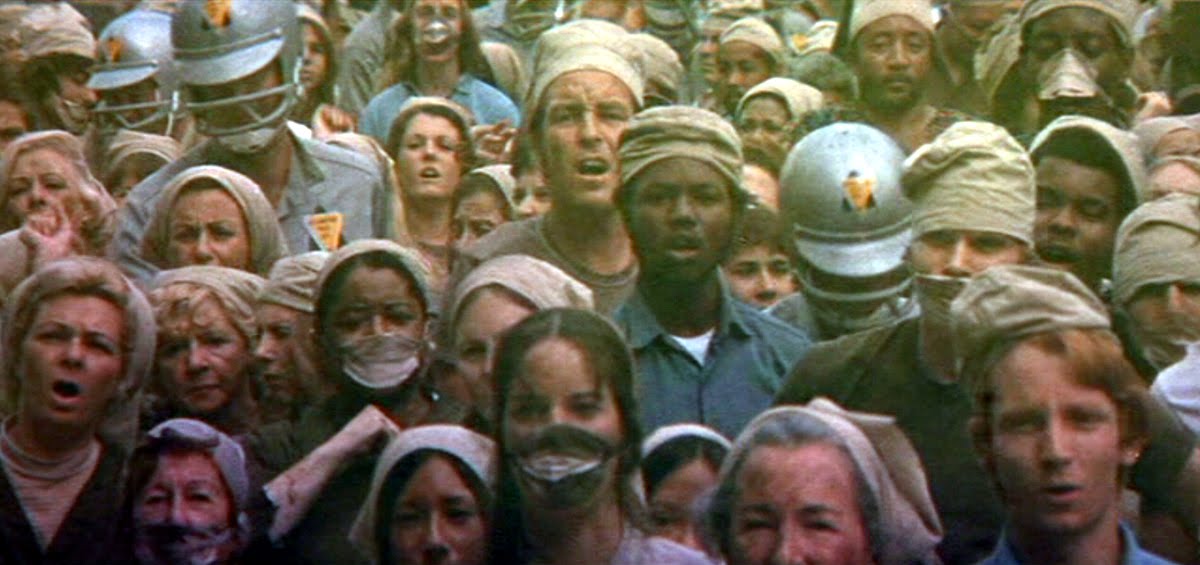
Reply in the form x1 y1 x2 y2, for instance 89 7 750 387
316 239 434 315
1134 117 1195 163
150 265 267 345
444 254 594 344
719 17 785 71
349 425 497 565
21 3 94 60
1112 193 1200 307
526 30 645 123
259 251 331 314
1031 115 1147 204
630 33 684 104
1 258 155 434
721 400 943 565
736 77 824 121
976 17 1022 114
618 105 746 195
903 121 1036 245
142 165 287 277
849 0 935 42
104 130 183 177
951 264 1110 380
1148 156 1200 199
642 423 731 458
1018 0 1138 47
462 164 517 211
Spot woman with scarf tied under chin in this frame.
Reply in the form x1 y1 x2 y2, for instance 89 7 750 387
243 239 461 565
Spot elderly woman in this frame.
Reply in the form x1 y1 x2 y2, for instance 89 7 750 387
641 424 730 552
146 266 265 435
490 308 711 565
246 239 458 564
438 254 593 432
359 0 518 143
706 400 944 565
452 164 517 251
101 130 182 208
0 258 154 562
0 131 117 301
350 425 496 565
387 98 476 290
141 165 288 277
735 77 824 167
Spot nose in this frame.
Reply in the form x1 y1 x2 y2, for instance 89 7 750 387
755 269 779 301
185 340 210 374
944 238 974 277
254 334 282 363
668 194 698 225
368 313 402 336
168 495 192 526
887 41 914 69
1040 418 1071 469
579 111 601 146
61 336 86 368
193 231 216 264
423 516 451 562
1046 206 1078 236
774 521 811 565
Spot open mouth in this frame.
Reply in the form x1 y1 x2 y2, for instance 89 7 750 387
1038 244 1080 264
1043 483 1082 501
419 166 442 180
51 380 82 399
577 159 611 176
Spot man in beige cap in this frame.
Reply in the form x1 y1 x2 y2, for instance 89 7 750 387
952 265 1181 565
715 16 784 116
796 0 971 153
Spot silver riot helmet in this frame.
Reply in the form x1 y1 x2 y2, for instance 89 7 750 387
90 9 179 135
780 123 916 331
171 0 301 147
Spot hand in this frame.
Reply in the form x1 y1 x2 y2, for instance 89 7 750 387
471 120 516 165
325 404 401 461
313 104 357 138
1134 91 1173 123
19 204 79 267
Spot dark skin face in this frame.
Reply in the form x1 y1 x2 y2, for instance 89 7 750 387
1021 8 1131 102
852 15 933 113
1034 155 1124 291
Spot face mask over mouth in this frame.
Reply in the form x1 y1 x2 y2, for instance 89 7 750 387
1036 49 1122 126
914 273 969 331
134 522 242 565
339 332 425 390
511 423 617 510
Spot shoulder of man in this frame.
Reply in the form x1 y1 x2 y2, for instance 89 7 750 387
302 137 383 180
774 317 909 406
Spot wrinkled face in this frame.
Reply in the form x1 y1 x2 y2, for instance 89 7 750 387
388 455 488 565
908 229 1027 277
1022 8 1130 99
167 186 252 271
1147 162 1200 200
697 18 732 85
1154 129 1200 161
19 294 125 432
724 244 797 310
6 147 88 225
626 157 736 282
300 23 330 95
986 341 1137 539
157 295 251 418
648 458 719 551
325 265 427 346
1125 283 1200 370
398 113 464 202
453 187 508 250
512 167 552 219
537 70 636 212
412 0 463 64
0 100 29 151
738 96 793 163
105 153 169 208
134 451 240 565
741 164 780 211
718 41 774 114
852 16 933 113
1035 156 1123 290
729 443 874 565
254 303 319 417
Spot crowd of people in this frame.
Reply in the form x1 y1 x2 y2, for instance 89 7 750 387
1 0 1199 563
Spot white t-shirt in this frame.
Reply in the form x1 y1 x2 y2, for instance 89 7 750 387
670 329 715 365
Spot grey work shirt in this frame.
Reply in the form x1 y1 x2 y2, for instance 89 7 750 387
613 276 813 438
112 130 394 283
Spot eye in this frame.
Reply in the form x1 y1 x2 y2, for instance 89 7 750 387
172 225 200 243
972 234 1015 254
920 231 958 248
1036 187 1065 209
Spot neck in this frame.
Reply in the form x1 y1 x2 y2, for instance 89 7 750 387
543 204 634 277
8 415 94 461
416 58 460 97
919 316 958 382
526 495 625 565
1009 510 1124 565
639 271 723 336
404 194 453 246
224 131 294 207
862 100 936 150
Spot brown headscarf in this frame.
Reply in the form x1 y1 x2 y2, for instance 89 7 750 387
141 165 288 277
259 251 330 314
103 130 182 181
150 265 266 348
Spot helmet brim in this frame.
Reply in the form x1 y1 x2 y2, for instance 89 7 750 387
794 227 912 278
88 64 157 91
177 35 283 86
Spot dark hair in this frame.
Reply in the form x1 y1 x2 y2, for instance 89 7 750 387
489 308 645 564
386 100 477 175
511 129 540 178
642 436 728 497
451 173 515 222
788 52 855 101
378 0 493 91
729 206 799 266
375 449 492 564
1033 127 1139 218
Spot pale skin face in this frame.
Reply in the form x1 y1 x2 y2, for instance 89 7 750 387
156 295 251 418
537 70 636 213
741 164 780 211
19 294 125 433
397 113 464 203
986 342 1140 541
724 244 798 310
648 458 719 551
254 303 318 416
453 188 508 250
1035 156 1123 290
411 0 464 64
1125 282 1200 369
730 443 875 565
105 153 168 207
388 454 488 565
512 168 552 219
136 451 233 532
167 187 252 271
718 41 774 114
1154 129 1200 160
908 229 1027 277
300 23 330 95
0 99 28 151
451 287 535 408
325 266 427 345
6 147 89 224
1147 161 1200 200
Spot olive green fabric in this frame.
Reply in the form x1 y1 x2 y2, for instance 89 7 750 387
1113 193 1200 307
618 105 745 192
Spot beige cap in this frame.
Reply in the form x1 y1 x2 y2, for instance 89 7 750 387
1113 193 1200 307
1019 0 1139 47
849 0 935 42
259 251 331 314
737 77 824 121
719 17 785 71
618 105 745 193
21 3 94 60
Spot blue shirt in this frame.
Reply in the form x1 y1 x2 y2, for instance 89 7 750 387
613 276 813 438
977 524 1179 565
359 73 521 144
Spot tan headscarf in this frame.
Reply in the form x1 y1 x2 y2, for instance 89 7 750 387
1 257 155 446
443 254 594 344
719 17 785 71
1031 115 1147 204
20 3 93 61
903 121 1036 245
259 251 331 314
103 130 183 178
641 423 731 457
1112 193 1200 307
736 77 824 121
618 105 746 194
1134 117 1195 163
348 425 496 565
630 33 683 104
849 0 934 42
141 165 288 277
316 239 434 315
721 400 943 565
1018 0 1138 47
150 265 267 345
526 26 645 123
976 17 1022 115
462 164 517 213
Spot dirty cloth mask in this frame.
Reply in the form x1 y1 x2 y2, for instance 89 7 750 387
339 333 424 390
512 424 617 510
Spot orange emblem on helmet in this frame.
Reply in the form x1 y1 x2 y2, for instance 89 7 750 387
205 0 232 27
843 173 876 211
106 37 123 62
